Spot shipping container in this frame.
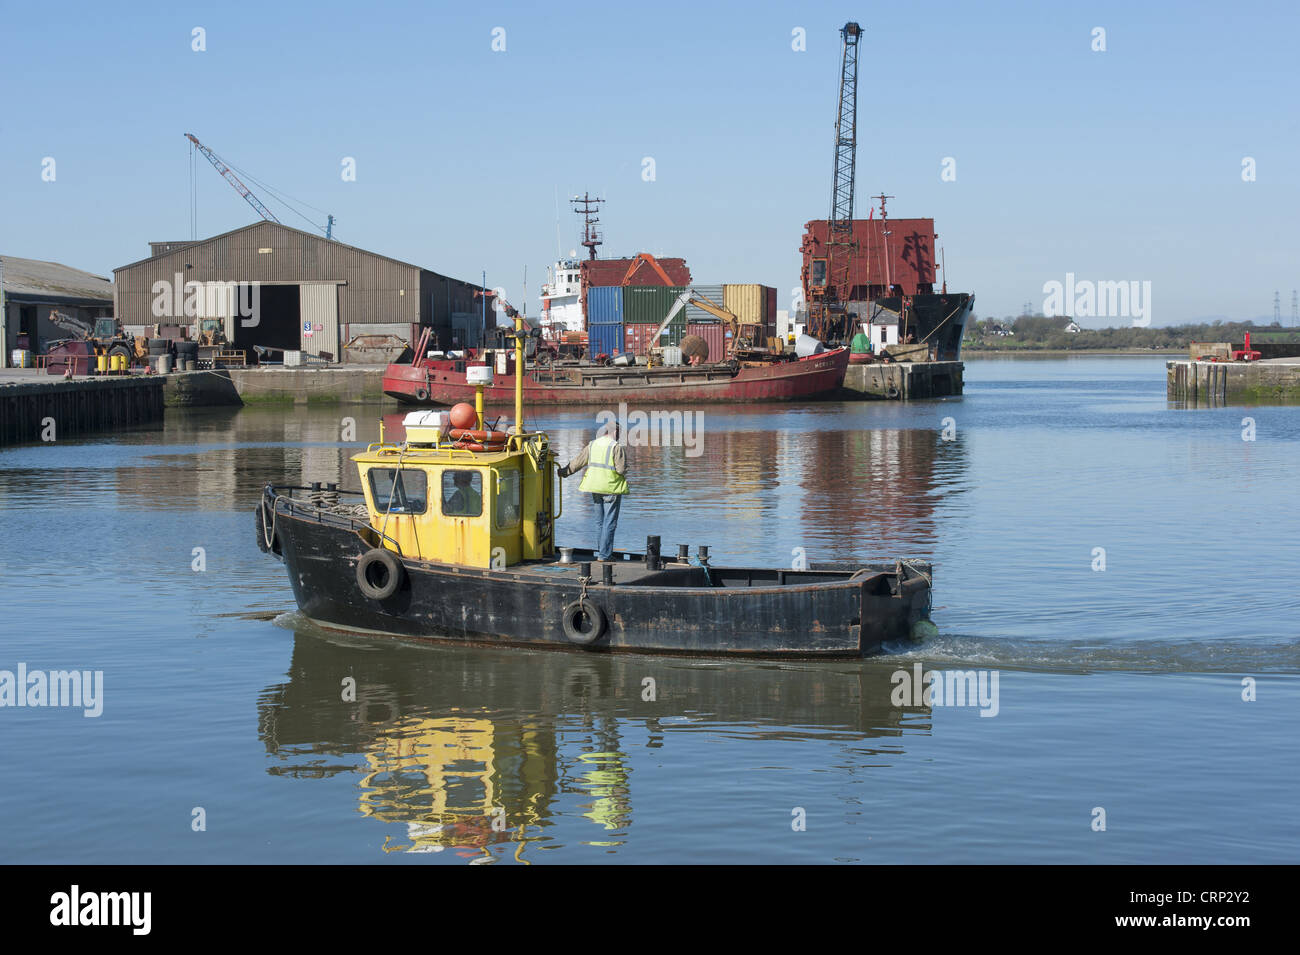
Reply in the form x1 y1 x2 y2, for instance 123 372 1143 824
587 323 623 358
723 284 775 327
586 286 624 325
623 320 685 356
685 322 726 363
623 285 686 324
579 256 691 321
683 284 726 324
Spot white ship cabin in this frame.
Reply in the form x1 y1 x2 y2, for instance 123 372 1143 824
540 258 585 333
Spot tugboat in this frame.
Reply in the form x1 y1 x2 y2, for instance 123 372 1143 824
259 310 933 656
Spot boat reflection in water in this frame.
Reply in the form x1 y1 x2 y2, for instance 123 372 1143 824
257 623 935 861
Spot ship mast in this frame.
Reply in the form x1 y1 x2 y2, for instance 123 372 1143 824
572 192 604 261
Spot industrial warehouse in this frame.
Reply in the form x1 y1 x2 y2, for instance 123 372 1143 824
112 221 492 365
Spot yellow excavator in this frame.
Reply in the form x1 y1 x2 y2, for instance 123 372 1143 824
646 288 769 365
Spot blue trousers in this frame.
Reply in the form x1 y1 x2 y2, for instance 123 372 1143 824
591 493 623 560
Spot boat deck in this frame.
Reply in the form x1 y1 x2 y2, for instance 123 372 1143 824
510 550 894 591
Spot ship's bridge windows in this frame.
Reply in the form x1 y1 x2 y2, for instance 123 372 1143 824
811 259 827 288
496 469 521 528
369 468 428 514
442 470 484 517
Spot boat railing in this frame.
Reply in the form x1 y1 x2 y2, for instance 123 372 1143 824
364 431 551 458
264 484 405 557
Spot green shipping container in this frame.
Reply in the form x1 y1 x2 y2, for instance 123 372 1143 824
622 285 687 324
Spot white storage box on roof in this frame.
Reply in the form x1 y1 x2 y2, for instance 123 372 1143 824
403 411 447 444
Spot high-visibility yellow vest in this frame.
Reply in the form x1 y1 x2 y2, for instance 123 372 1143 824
579 435 628 495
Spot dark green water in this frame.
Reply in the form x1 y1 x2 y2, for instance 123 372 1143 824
1 356 1296 863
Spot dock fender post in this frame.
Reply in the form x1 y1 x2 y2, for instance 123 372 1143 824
561 599 607 645
356 548 406 601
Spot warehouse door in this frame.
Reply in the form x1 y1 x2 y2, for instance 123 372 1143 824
299 284 339 361
231 284 301 359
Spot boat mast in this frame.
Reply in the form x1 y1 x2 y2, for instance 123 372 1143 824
572 193 604 261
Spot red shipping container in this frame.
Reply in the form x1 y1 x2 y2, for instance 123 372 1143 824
622 323 655 356
684 322 725 363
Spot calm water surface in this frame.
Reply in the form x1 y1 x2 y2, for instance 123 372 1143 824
1 356 1296 863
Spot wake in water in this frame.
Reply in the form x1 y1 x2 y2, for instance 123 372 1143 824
881 632 1300 674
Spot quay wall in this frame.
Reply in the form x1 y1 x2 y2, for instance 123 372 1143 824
1167 359 1300 404
164 366 388 407
842 361 963 400
0 376 164 446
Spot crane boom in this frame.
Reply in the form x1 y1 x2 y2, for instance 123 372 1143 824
829 22 862 233
185 133 281 223
808 22 862 343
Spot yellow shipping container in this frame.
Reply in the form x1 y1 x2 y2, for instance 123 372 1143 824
722 284 771 326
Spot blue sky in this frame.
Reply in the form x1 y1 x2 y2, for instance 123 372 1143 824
2 0 1297 325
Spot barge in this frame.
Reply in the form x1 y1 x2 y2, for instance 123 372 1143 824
382 346 851 406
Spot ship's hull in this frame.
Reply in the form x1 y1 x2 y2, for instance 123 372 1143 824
858 293 973 361
382 348 851 406
260 486 932 657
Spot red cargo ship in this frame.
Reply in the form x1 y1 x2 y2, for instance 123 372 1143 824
382 346 850 406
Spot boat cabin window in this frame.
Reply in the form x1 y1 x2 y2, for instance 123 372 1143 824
441 469 483 517
496 469 520 528
369 468 428 514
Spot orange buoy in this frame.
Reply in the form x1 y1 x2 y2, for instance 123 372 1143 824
449 402 477 430
449 428 509 443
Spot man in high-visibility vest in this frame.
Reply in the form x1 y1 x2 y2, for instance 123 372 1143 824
558 422 628 560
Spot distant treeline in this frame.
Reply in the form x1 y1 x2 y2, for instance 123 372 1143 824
964 316 1300 351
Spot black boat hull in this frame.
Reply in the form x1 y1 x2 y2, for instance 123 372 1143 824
261 488 932 658
856 292 973 361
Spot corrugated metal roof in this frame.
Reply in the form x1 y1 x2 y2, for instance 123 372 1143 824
116 221 431 274
0 255 113 302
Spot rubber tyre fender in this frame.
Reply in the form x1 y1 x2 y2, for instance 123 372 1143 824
255 501 281 556
561 599 606 645
255 504 269 553
885 385 900 399
356 548 405 601
414 387 429 402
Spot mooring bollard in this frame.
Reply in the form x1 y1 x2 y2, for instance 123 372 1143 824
645 535 661 570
